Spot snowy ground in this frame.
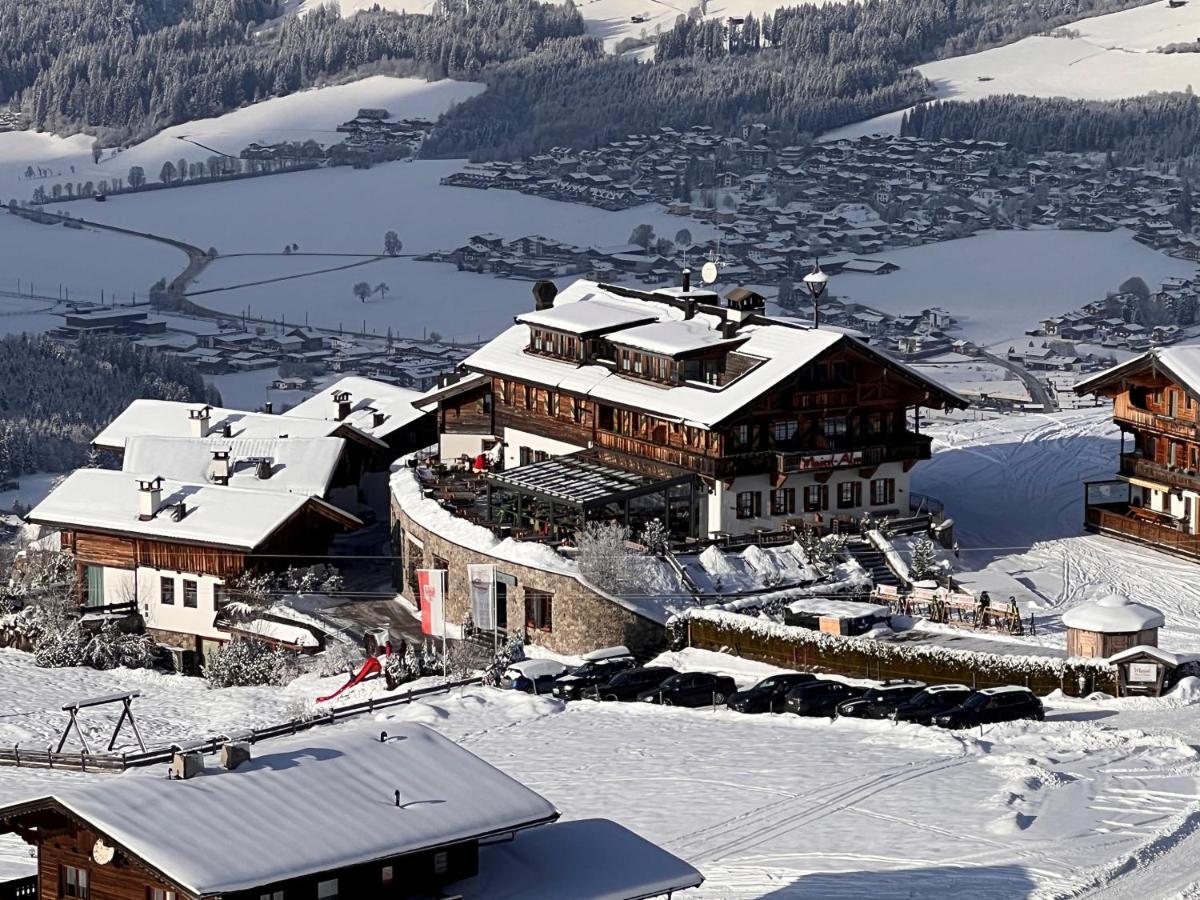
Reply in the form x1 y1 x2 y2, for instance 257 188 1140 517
0 214 186 307
916 406 1200 654
0 77 483 203
832 229 1195 346
824 0 1200 139
2 645 1200 897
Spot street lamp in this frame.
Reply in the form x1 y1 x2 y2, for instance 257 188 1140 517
803 259 829 328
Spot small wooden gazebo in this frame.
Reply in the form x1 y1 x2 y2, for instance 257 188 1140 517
1062 593 1164 658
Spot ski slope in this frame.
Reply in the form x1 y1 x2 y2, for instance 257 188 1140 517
917 407 1200 653
0 76 483 202
824 0 1200 139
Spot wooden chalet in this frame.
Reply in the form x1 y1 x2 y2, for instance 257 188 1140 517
429 279 966 540
26 470 360 659
0 724 702 900
1076 348 1200 559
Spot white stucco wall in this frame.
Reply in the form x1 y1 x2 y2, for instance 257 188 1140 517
501 427 585 470
139 567 227 642
712 462 911 534
440 431 493 464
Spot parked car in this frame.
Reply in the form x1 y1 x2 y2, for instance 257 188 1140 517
890 684 974 726
835 680 927 719
638 672 737 708
597 666 679 702
932 686 1045 729
551 645 638 700
501 659 568 694
785 679 868 717
726 673 818 714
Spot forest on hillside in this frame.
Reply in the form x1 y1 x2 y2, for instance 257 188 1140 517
902 93 1200 161
0 334 218 477
0 0 583 142
423 0 1153 159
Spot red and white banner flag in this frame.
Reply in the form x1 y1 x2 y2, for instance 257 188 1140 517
417 568 447 637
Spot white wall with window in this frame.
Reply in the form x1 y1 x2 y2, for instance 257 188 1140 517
82 565 137 608
439 431 495 465
713 462 910 533
1144 485 1200 533
501 427 584 470
139 566 228 641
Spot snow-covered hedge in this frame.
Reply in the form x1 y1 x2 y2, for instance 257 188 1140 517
205 638 299 688
676 608 1115 697
34 618 155 671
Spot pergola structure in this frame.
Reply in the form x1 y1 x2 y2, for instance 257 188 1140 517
486 449 701 540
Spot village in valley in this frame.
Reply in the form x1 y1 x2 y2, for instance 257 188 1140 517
11 12 1200 898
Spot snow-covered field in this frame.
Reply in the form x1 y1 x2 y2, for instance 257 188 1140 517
824 0 1200 139
917 406 1200 654
0 76 483 202
0 214 187 307
1 646 1200 897
833 229 1195 345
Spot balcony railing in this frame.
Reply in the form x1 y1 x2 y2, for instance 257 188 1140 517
1120 453 1200 494
1085 502 1200 560
1114 397 1200 440
775 434 932 475
592 430 717 476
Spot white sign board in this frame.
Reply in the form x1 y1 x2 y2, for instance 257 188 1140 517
1128 662 1159 683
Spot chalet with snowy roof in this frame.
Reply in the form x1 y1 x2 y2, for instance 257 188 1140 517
26 468 360 657
0 723 702 900
1077 347 1200 561
424 278 965 541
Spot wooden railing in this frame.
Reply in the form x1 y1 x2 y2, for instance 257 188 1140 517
775 435 931 475
1085 505 1200 559
1114 396 1200 440
592 431 717 475
1120 453 1200 494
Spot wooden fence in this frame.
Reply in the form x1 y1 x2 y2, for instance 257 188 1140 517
685 615 1115 697
0 677 482 774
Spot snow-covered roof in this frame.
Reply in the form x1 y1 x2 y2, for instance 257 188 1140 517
1106 645 1198 667
122 436 345 497
787 598 891 619
516 300 657 335
93 399 350 451
281 376 427 440
454 818 704 899
232 617 320 648
4 724 558 897
27 469 357 550
464 280 964 428
1062 593 1165 633
609 319 746 356
1076 346 1200 398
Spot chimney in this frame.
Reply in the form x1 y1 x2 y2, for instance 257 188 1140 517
137 477 163 521
255 459 273 480
170 502 188 522
210 449 231 485
170 750 203 780
334 390 352 421
532 280 558 311
188 405 212 438
681 268 691 293
684 297 696 321
263 401 273 415
219 741 251 771
372 411 387 429
221 422 233 438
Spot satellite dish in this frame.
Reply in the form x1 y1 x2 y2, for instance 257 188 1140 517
92 838 115 866
700 261 719 284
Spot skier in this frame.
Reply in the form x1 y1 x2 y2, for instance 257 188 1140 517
976 590 991 629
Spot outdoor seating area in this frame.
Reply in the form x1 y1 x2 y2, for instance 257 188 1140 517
872 584 1028 635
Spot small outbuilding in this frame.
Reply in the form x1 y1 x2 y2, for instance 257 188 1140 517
1062 593 1165 658
1106 645 1200 697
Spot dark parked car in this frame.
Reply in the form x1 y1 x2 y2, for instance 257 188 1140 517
597 666 679 702
638 672 737 708
890 684 974 726
933 686 1045 729
726 673 818 714
784 680 868 717
551 650 637 700
836 680 927 719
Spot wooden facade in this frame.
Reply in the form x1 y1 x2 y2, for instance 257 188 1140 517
2 806 481 900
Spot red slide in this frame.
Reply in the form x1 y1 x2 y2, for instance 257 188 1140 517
316 655 383 704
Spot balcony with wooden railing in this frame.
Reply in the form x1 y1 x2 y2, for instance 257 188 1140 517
1119 453 1200 494
1114 395 1200 440
775 432 932 475
1084 478 1200 559
592 430 718 476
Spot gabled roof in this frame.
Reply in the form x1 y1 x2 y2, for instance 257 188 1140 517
463 280 966 428
27 469 359 550
1075 346 1200 398
280 376 427 440
122 436 345 498
0 724 559 898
